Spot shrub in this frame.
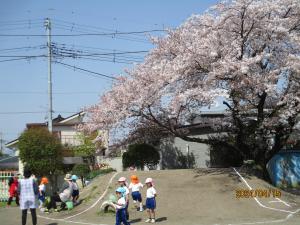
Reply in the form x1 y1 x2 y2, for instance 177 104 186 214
86 168 116 180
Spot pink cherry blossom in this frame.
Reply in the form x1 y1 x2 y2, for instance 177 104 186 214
82 0 300 147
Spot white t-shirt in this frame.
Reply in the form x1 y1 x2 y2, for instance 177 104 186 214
146 187 157 198
123 186 129 195
129 182 143 192
59 181 73 202
39 184 45 192
73 182 79 191
115 197 126 209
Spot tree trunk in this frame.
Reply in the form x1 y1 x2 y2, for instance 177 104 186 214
81 176 85 188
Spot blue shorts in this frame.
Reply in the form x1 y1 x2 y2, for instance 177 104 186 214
116 208 130 225
72 190 79 197
146 197 156 209
131 191 142 202
38 191 45 202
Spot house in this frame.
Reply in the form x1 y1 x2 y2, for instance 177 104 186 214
0 156 19 170
0 156 19 201
159 111 226 169
101 112 226 171
5 112 110 175
96 144 125 172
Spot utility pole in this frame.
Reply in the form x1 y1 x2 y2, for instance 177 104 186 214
45 18 53 132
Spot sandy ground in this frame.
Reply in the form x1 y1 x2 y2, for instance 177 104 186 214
1 168 300 225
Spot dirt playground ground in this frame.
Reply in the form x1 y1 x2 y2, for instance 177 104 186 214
1 168 300 225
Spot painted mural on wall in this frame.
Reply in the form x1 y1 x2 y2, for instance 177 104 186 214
267 151 300 189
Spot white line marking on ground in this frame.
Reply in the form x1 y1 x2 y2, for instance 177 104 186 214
232 167 300 225
269 198 292 207
64 172 119 219
233 168 296 214
228 210 300 225
269 200 281 203
37 215 109 225
35 169 300 225
64 220 109 225
37 171 119 225
275 197 291 207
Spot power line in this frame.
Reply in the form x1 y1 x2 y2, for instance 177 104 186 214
0 111 78 115
0 45 45 52
0 19 43 24
51 46 145 61
0 91 99 95
0 57 42 63
0 29 165 37
54 61 117 80
0 55 46 57
0 111 47 114
70 56 141 64
0 51 143 64
53 50 148 57
52 45 145 60
0 25 42 31
53 19 120 33
52 42 149 52
50 44 145 63
52 19 159 39
52 24 152 43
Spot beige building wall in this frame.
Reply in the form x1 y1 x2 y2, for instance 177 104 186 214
15 150 24 175
160 134 211 169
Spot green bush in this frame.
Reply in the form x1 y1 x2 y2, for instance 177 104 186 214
18 127 63 176
72 164 90 177
86 168 116 180
123 143 160 170
72 164 90 187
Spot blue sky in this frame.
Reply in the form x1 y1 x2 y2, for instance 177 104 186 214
0 0 218 154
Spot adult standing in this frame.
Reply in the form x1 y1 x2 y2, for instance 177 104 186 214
18 168 39 225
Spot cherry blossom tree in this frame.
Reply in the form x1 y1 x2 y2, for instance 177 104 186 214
83 0 300 172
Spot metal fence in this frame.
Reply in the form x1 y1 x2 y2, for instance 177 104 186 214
0 170 18 201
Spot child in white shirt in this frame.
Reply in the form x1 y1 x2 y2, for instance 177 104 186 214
145 178 157 223
38 177 48 208
129 175 143 211
71 175 79 204
113 187 130 225
118 177 130 220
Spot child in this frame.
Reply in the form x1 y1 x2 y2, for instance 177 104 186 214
71 175 79 204
112 187 130 225
145 178 157 223
118 177 130 220
128 175 143 211
7 174 19 206
38 177 49 208
18 168 39 225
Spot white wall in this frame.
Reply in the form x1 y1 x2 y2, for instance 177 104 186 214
96 156 123 172
61 130 81 146
15 150 24 175
173 136 210 168
160 135 210 169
